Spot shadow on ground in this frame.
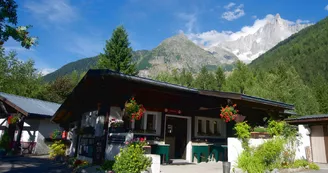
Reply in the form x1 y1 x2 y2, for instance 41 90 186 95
0 156 72 173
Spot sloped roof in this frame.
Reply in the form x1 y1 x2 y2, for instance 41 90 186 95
0 92 60 117
52 69 295 124
286 114 328 124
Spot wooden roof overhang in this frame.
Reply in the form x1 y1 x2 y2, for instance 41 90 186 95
52 70 294 127
0 96 28 117
286 115 328 125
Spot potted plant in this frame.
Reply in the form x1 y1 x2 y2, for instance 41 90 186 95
234 114 246 123
109 119 125 133
124 97 146 121
7 114 20 125
220 104 239 122
50 129 62 140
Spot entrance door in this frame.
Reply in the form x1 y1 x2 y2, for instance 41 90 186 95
311 125 327 163
165 116 188 159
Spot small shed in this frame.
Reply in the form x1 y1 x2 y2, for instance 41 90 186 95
0 92 61 155
287 114 328 163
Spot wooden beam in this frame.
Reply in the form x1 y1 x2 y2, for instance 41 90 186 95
0 98 28 116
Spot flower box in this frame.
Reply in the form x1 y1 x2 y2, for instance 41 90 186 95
108 126 125 133
250 132 271 139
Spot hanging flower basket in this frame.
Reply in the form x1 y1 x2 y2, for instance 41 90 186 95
109 118 124 128
124 97 145 121
7 114 20 125
234 114 246 123
220 104 239 122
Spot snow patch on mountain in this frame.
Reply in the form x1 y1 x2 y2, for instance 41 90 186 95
188 14 311 63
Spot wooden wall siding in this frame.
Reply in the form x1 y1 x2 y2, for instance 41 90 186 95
311 125 327 163
323 125 328 162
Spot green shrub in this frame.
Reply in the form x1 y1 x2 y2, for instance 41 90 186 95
49 140 66 159
254 137 285 170
113 142 152 173
237 150 265 173
290 159 308 168
253 127 267 133
234 122 251 149
309 163 320 170
97 160 115 172
0 130 10 151
234 122 251 139
267 121 285 136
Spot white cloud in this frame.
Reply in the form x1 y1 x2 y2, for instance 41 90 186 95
177 13 197 33
222 4 245 21
224 2 236 10
24 0 78 24
296 19 310 24
325 5 328 11
187 14 305 48
39 68 57 76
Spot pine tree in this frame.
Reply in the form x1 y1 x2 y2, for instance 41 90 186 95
215 66 225 91
97 26 137 75
193 66 217 90
223 61 254 94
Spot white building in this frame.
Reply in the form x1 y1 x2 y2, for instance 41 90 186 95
0 92 61 155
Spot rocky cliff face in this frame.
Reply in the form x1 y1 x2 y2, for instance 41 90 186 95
216 14 311 63
138 34 238 77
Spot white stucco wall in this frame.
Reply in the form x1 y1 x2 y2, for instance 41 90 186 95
34 119 61 155
0 117 61 155
228 138 267 167
295 125 311 160
228 125 310 169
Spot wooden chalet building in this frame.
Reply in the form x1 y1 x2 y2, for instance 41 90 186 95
51 69 294 164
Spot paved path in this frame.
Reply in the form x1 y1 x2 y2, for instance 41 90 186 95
160 162 223 173
0 156 72 173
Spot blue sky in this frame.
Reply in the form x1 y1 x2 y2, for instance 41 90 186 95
4 0 328 74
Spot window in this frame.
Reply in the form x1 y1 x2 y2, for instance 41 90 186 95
198 120 203 134
131 111 161 136
214 121 218 134
146 114 156 132
195 116 226 138
206 120 211 134
134 119 143 130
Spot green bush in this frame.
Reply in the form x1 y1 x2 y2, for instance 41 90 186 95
253 127 267 133
254 137 285 170
309 163 320 170
97 160 115 172
267 121 285 136
291 159 309 168
0 130 10 151
49 140 66 159
234 122 251 139
234 122 251 149
237 150 265 173
113 142 152 173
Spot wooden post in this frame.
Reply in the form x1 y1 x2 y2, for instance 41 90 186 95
93 104 110 164
14 116 25 154
74 119 81 157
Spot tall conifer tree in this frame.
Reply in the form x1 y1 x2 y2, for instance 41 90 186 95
97 26 137 75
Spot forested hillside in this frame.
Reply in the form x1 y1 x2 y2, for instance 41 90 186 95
250 16 328 83
43 56 98 82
